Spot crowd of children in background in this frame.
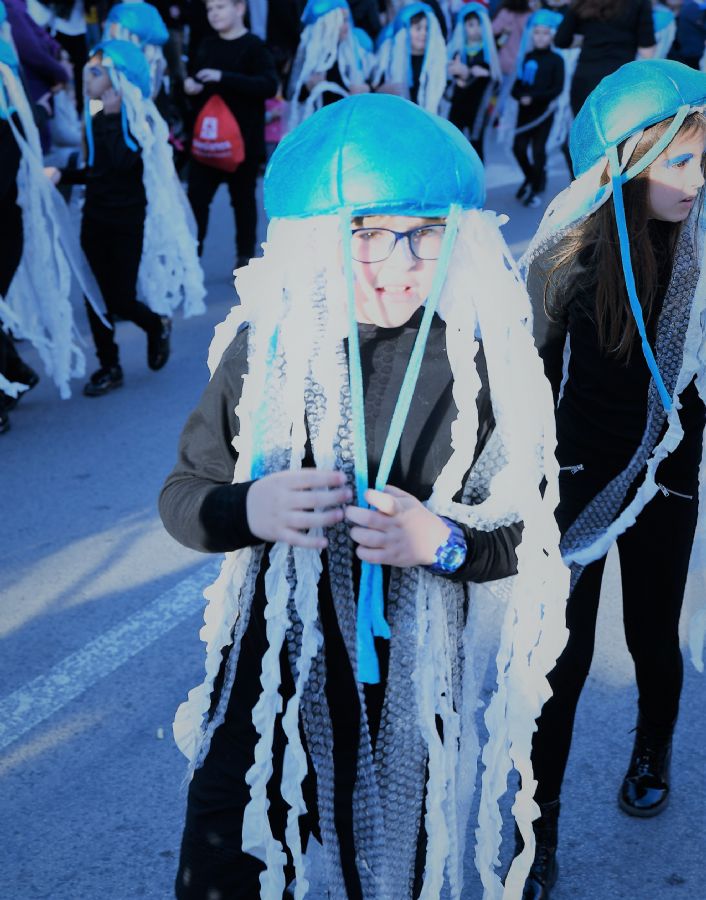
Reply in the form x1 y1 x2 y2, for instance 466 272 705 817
0 0 700 433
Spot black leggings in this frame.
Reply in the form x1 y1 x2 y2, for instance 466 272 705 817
81 215 162 369
187 157 260 260
512 114 554 194
532 440 702 803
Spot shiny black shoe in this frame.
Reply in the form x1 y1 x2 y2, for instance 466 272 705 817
515 799 560 900
1 364 39 411
618 714 673 817
147 316 172 371
83 365 124 397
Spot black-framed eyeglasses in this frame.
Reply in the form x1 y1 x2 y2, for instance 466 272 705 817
350 224 446 263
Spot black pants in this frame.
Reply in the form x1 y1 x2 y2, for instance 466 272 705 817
175 565 426 899
0 196 23 298
81 215 161 369
513 114 554 194
448 93 487 162
532 438 703 803
187 157 260 260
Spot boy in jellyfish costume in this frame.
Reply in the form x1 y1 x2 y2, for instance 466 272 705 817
376 2 448 113
161 94 570 899
103 1 169 98
0 35 108 402
287 0 371 130
58 40 205 326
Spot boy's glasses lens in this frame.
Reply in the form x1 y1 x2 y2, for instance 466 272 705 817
351 225 446 263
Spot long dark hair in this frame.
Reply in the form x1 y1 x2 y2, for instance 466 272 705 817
544 112 706 361
570 0 628 21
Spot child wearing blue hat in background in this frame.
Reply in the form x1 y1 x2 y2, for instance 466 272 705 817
160 93 568 899
48 39 204 397
447 2 502 161
511 10 565 207
520 59 706 899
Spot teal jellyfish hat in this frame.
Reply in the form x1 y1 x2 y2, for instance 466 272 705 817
85 39 151 164
0 36 19 119
266 94 483 682
301 0 348 25
571 59 706 411
0 1 6 25
104 2 169 46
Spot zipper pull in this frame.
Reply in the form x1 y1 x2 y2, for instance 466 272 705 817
560 464 584 475
657 483 670 497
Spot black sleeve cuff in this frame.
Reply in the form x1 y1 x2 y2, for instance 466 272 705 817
197 480 264 552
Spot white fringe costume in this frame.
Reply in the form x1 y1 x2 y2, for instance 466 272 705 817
173 94 570 898
96 47 205 320
0 50 107 399
287 5 370 131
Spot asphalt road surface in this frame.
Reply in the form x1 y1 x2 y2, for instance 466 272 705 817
1 144 704 900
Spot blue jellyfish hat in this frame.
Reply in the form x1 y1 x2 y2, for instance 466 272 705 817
653 6 675 34
105 2 169 46
354 26 373 54
449 1 500 77
266 95 484 683
0 35 18 70
85 40 151 165
0 1 6 25
301 0 349 25
570 59 706 411
374 20 394 51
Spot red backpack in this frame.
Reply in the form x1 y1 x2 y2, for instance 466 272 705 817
191 95 246 173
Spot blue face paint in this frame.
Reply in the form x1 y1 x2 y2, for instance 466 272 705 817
666 152 694 168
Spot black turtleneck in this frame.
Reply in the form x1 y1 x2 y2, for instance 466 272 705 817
160 309 521 584
511 46 565 124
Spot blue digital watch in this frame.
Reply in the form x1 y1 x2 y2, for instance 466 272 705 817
425 517 468 575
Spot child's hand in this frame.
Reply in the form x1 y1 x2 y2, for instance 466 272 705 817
374 82 405 97
246 469 352 549
345 485 452 568
44 166 61 185
101 87 122 114
471 65 489 78
520 95 532 106
305 71 325 90
348 83 371 95
184 76 204 95
448 56 468 79
196 68 222 83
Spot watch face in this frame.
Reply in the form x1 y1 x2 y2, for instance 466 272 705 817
441 543 466 572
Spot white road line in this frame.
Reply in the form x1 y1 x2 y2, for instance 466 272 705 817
0 559 220 753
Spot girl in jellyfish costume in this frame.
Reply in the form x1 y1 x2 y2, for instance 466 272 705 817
103 1 169 99
160 93 570 900
0 33 108 406
446 2 502 161
376 2 448 113
519 59 706 900
287 0 371 131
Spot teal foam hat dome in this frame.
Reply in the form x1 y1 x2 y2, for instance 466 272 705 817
301 0 348 25
94 39 152 98
570 59 706 178
529 9 563 30
354 26 373 53
264 93 485 219
0 2 6 25
106 2 169 46
395 1 433 30
455 2 487 25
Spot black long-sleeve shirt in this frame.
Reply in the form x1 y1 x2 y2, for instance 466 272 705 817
511 47 564 123
189 32 278 161
554 0 655 81
160 310 522 583
60 111 146 225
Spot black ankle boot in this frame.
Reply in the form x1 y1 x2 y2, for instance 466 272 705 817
618 712 673 817
515 799 560 900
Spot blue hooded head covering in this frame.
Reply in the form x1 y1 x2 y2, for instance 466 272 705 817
265 95 484 682
516 8 563 77
301 0 349 25
105 2 169 47
0 36 19 118
0 1 7 25
570 59 706 411
85 40 151 165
